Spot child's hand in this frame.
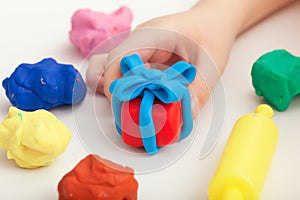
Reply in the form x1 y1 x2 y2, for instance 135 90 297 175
87 8 235 117
87 0 295 117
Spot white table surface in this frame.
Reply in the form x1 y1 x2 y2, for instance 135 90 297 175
0 1 300 199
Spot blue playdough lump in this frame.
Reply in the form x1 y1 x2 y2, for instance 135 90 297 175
2 58 87 111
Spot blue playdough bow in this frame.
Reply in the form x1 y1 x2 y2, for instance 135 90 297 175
109 54 196 154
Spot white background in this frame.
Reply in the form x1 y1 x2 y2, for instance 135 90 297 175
0 0 300 199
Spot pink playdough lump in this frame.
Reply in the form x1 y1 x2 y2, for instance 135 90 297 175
69 6 133 56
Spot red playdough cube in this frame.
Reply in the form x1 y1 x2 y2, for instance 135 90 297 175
121 97 182 147
58 154 138 200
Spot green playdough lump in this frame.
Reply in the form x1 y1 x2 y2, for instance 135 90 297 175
251 49 300 111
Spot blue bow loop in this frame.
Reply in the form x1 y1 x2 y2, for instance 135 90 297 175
120 54 145 75
110 54 197 154
164 61 197 84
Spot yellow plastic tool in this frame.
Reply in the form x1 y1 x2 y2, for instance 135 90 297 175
208 104 279 200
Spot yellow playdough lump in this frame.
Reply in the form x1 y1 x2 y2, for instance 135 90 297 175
0 107 71 168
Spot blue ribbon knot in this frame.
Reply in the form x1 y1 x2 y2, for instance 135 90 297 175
109 54 196 154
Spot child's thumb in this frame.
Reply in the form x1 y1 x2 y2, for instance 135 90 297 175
86 54 108 94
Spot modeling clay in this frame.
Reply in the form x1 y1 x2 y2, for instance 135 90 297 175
252 49 300 111
208 104 279 200
110 54 196 154
121 98 182 147
58 154 138 200
2 58 87 111
0 107 71 169
69 6 133 56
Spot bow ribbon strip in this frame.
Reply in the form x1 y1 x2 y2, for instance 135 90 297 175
109 54 196 154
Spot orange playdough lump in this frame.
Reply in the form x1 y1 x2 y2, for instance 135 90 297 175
58 154 138 200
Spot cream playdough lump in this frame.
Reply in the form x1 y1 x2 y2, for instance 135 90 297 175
0 107 71 168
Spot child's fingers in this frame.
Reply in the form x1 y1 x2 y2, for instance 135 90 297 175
103 48 155 101
86 54 108 94
188 72 210 118
103 28 175 100
102 27 208 120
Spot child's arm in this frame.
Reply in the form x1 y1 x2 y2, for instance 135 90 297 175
199 0 296 34
187 0 296 71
